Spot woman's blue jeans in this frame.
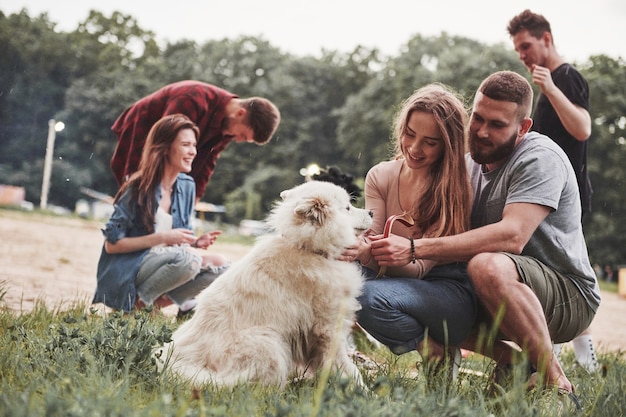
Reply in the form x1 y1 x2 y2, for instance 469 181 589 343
357 263 477 355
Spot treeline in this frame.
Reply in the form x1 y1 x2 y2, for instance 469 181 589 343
1 8 625 266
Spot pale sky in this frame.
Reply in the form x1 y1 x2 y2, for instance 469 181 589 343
2 0 625 63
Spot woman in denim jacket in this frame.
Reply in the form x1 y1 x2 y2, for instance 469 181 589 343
93 114 229 314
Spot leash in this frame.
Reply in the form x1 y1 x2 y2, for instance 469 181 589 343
375 212 415 278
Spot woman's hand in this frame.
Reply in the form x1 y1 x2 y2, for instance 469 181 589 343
369 233 412 267
340 234 371 263
105 228 195 254
161 228 197 246
194 230 222 249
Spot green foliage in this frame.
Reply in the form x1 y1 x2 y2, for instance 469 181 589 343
0 301 624 416
1 9 625 266
223 164 297 221
581 55 626 266
0 304 171 416
0 10 76 203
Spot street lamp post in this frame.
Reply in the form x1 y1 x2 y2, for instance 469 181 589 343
40 119 64 210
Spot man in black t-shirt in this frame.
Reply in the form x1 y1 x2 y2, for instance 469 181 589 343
508 10 592 218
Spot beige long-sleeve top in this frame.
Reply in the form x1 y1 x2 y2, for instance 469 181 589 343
364 159 438 278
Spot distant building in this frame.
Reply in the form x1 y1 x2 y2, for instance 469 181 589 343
0 185 33 210
78 187 115 219
0 185 25 205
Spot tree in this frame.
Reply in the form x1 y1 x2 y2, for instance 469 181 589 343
51 11 163 205
0 10 76 205
70 10 160 74
582 55 626 267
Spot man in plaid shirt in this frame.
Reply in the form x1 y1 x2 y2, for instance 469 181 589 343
110 80 281 200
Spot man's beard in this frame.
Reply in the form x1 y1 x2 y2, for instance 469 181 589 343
469 131 517 165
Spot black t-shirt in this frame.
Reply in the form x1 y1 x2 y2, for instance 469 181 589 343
532 63 592 216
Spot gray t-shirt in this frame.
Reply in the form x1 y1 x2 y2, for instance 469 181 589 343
466 131 600 311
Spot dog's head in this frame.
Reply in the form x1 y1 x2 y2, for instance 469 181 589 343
267 181 373 257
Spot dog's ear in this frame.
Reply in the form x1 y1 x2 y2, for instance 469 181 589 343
294 197 329 226
280 189 290 201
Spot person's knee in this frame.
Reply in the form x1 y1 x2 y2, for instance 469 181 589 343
170 251 202 276
469 252 516 278
356 285 384 328
202 253 229 268
468 252 496 276
467 253 512 298
356 287 373 318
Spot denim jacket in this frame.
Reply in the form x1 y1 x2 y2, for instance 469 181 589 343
93 173 196 311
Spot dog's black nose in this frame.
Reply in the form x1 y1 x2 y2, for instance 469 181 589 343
368 210 373 218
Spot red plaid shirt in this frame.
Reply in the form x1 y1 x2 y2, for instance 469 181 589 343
110 81 237 199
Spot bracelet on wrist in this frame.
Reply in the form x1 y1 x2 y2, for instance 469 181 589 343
409 237 416 264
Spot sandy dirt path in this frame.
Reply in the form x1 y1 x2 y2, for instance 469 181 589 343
1 209 624 356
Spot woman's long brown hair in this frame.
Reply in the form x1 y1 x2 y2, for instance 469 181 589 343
114 114 199 233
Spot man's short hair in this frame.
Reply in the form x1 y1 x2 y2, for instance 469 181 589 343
507 9 551 39
243 97 281 145
477 71 533 119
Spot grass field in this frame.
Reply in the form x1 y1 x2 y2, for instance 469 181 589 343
1 207 624 416
0 297 624 417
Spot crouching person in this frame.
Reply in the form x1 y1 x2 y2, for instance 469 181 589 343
93 114 229 316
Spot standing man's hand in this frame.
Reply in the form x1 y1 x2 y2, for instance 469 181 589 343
530 64 557 95
531 64 591 141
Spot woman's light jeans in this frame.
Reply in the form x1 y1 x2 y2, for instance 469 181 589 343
135 245 228 306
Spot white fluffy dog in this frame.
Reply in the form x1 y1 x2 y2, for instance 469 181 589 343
156 181 373 388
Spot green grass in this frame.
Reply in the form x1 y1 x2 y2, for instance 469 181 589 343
1 295 624 417
1 207 625 415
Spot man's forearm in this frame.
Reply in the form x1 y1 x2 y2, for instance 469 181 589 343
413 223 525 262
